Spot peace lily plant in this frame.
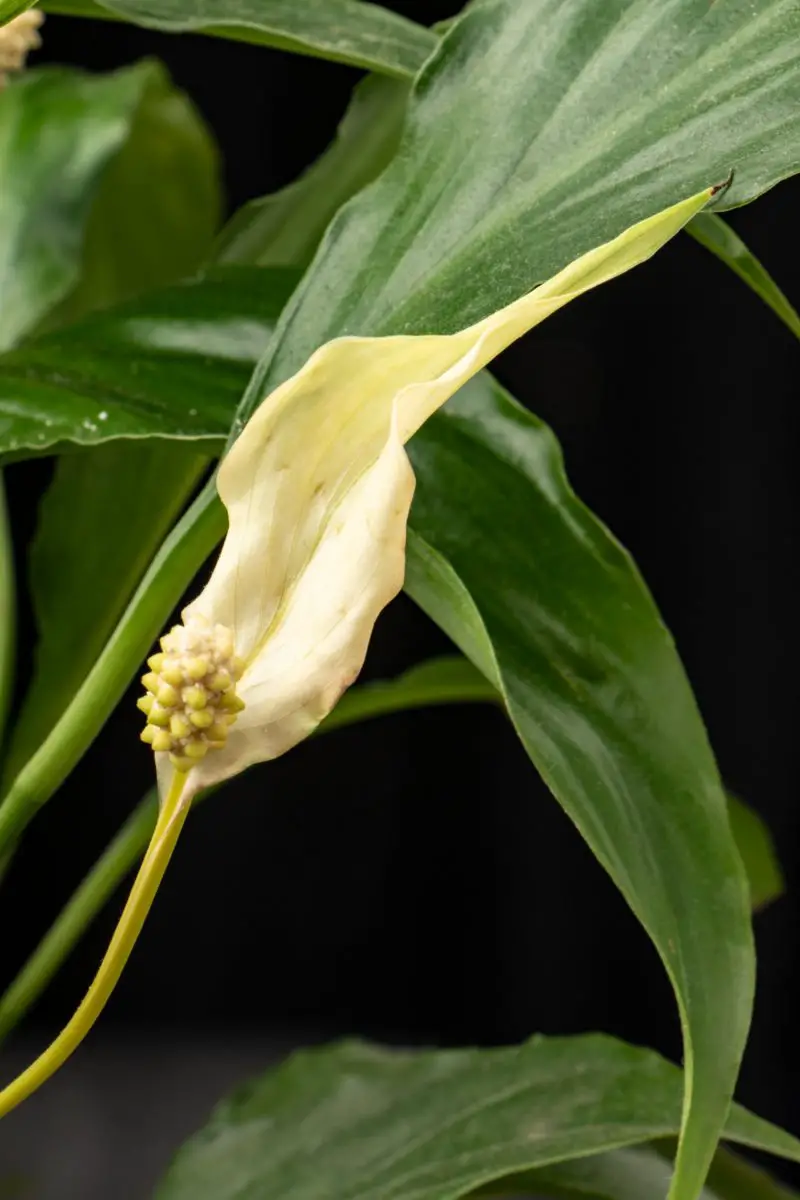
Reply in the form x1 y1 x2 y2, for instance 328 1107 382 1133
0 1 798 1198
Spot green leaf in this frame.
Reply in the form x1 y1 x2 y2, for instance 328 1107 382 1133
0 62 219 351
256 0 800 374
726 792 783 911
0 266 299 461
215 74 408 270
154 1036 800 1200
401 377 753 1200
687 213 800 343
2 442 206 783
39 0 438 78
40 60 221 331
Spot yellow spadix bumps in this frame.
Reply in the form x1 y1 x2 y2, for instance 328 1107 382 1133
138 614 244 770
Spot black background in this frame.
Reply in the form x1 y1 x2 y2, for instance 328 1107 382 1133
2 0 800 1190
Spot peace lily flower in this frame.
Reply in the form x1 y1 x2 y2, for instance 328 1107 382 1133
0 186 715 1119
139 185 717 808
0 9 43 89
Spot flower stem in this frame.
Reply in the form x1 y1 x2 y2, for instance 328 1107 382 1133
0 771 190 1118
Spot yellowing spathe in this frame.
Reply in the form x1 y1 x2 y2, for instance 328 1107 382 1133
149 185 715 803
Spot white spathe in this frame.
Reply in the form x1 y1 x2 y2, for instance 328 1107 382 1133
156 187 714 800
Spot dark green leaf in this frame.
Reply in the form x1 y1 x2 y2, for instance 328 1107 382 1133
215 74 408 269
155 1036 800 1200
0 65 163 348
400 376 753 1200
39 60 221 331
40 0 438 78
319 655 499 735
726 792 783 911
2 442 206 782
257 0 800 375
0 62 219 350
687 213 800 343
0 266 299 460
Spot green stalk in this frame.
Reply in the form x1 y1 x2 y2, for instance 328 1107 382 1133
0 472 14 752
0 483 225 854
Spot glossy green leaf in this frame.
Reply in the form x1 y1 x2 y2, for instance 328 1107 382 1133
40 60 221 332
39 0 437 78
687 213 800 343
2 443 206 783
155 1036 800 1200
256 0 800 376
398 377 752 1200
726 792 783 911
0 266 299 461
0 64 150 349
215 74 408 270
0 62 219 351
